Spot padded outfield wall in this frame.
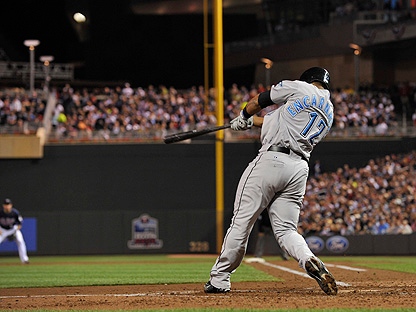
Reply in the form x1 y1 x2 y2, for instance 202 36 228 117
0 137 414 256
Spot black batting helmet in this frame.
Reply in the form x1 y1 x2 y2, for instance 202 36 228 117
299 67 330 90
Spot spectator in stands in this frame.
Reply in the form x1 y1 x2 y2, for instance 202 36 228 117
399 219 413 234
375 116 389 134
122 83 134 97
410 212 416 232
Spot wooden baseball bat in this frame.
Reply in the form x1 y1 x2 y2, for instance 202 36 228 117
163 124 231 144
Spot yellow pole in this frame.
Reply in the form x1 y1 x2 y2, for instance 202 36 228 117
213 0 224 254
203 0 210 112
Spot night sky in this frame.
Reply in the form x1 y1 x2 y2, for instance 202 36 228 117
0 0 258 89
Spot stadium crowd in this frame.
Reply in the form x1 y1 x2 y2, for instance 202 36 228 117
0 83 415 237
0 81 415 140
300 151 416 236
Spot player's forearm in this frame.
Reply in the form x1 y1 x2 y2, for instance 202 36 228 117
243 94 262 117
241 94 264 127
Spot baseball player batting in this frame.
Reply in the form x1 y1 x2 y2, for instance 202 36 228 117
0 198 29 264
204 67 337 295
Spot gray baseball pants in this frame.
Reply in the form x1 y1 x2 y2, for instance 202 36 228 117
209 150 315 290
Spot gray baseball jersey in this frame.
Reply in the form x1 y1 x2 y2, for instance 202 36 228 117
258 80 333 161
208 80 334 291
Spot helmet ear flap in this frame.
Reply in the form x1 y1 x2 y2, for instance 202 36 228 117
299 67 330 90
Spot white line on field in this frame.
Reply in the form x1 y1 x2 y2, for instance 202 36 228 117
326 263 367 272
0 290 199 299
260 261 351 287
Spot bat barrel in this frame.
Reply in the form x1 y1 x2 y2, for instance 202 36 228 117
163 124 230 144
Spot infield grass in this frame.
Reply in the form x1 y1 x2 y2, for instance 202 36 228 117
0 255 415 312
0 255 415 288
0 254 280 288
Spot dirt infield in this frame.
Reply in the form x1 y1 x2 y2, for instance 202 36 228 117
1 260 415 310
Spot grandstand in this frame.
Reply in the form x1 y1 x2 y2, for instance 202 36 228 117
1 1 415 146
0 1 415 258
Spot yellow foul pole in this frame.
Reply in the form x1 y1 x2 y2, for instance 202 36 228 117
203 0 210 109
213 0 224 254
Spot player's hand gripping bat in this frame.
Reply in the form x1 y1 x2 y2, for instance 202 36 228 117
163 124 231 144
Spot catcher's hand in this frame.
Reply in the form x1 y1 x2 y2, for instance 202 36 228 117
230 111 253 131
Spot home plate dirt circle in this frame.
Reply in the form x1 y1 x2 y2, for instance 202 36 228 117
1 260 415 310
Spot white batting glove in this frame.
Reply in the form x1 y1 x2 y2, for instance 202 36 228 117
230 111 253 131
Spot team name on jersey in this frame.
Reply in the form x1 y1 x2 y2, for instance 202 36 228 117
0 217 16 227
286 94 333 125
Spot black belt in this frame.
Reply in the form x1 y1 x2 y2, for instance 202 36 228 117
267 145 308 163
267 145 290 154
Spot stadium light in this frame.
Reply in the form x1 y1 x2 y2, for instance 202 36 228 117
24 39 40 94
40 55 54 92
349 43 362 92
73 12 87 23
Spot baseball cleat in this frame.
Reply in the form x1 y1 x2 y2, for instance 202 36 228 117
204 281 230 293
305 257 338 295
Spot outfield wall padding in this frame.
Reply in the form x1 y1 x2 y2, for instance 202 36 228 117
0 138 414 256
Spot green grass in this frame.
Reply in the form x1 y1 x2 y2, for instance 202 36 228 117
0 254 279 288
0 255 415 289
0 255 415 312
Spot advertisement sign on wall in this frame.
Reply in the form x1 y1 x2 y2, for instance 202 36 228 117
127 214 163 249
0 218 37 253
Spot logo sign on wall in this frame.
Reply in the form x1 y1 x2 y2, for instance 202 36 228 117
305 235 350 254
127 214 163 249
305 236 325 253
326 235 349 253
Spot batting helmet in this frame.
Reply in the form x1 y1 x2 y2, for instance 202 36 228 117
299 67 330 90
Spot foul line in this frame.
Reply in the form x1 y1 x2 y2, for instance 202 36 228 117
0 290 199 300
326 263 367 272
260 261 352 287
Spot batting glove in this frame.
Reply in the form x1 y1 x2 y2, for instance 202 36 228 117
230 111 254 131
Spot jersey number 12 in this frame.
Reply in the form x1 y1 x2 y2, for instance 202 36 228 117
301 112 328 145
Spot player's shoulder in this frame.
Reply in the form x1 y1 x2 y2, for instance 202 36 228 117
273 80 301 88
11 208 21 215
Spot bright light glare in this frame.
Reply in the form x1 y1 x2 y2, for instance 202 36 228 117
73 12 86 23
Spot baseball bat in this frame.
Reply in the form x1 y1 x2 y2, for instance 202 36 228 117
164 124 231 144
